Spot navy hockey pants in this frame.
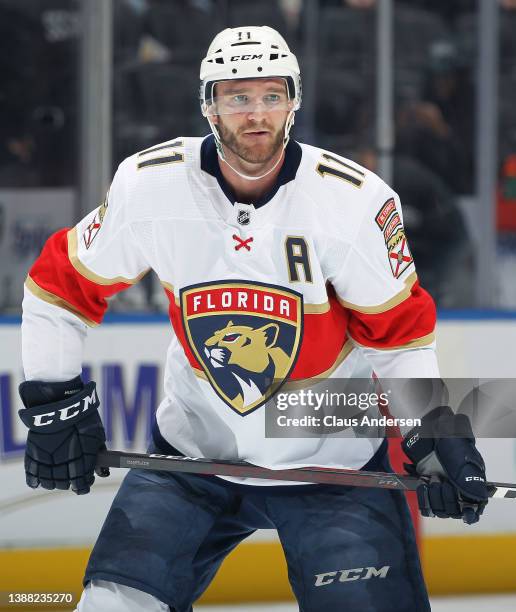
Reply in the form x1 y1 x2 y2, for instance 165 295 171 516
84 441 430 612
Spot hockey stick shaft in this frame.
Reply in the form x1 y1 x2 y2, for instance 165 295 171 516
97 450 516 499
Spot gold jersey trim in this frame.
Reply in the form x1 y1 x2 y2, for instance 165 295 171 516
161 280 175 293
25 276 99 327
350 331 436 351
67 228 148 286
304 302 330 314
192 368 208 381
337 272 418 314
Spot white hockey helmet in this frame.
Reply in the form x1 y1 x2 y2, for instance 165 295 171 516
199 26 302 159
200 26 302 112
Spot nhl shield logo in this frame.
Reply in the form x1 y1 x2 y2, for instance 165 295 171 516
237 208 251 225
181 281 303 415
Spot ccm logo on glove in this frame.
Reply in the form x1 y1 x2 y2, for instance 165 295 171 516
29 388 98 427
19 381 100 434
405 433 419 449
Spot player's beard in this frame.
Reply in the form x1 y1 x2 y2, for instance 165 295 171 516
216 117 285 164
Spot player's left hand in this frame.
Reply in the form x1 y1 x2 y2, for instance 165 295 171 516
401 406 488 524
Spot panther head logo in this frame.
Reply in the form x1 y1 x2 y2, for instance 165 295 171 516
204 320 290 411
181 281 303 415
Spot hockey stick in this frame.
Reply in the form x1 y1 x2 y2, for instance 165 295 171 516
97 450 516 500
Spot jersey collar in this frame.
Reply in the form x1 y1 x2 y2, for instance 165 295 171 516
200 133 302 209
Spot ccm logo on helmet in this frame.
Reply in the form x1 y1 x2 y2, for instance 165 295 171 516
230 54 263 61
32 389 98 427
315 566 390 587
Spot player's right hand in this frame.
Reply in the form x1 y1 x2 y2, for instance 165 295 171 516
18 376 109 495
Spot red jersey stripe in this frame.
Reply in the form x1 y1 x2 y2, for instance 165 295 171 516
346 281 436 349
28 228 132 325
165 287 201 371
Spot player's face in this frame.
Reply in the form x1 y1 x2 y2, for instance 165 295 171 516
211 78 292 164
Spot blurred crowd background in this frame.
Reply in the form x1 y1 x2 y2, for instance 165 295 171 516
1 0 516 313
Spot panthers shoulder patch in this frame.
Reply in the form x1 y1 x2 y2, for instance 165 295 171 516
375 197 413 278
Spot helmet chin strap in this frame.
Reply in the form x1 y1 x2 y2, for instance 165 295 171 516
220 149 284 181
207 111 295 182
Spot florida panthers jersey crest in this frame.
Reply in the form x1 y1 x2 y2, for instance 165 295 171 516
23 134 438 482
181 280 303 415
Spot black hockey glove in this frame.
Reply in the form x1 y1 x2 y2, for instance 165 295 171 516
401 406 488 525
18 376 109 495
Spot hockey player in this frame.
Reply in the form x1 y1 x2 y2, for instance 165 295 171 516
18 27 488 611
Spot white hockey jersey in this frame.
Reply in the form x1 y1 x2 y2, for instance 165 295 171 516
22 135 439 484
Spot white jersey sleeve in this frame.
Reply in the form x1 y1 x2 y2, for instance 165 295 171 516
327 179 439 379
22 157 149 381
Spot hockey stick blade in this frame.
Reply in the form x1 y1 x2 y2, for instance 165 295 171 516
96 450 516 499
